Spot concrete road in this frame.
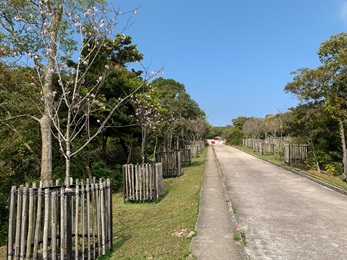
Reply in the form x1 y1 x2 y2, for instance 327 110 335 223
214 145 347 260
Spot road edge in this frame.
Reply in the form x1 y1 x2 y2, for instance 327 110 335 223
232 146 347 196
211 145 250 259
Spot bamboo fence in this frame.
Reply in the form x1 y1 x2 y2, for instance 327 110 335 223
178 149 191 166
284 144 308 164
155 151 182 178
123 163 163 203
185 144 199 158
260 143 275 155
7 178 112 260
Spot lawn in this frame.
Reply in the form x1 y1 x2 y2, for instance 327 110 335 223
0 149 206 260
106 149 206 259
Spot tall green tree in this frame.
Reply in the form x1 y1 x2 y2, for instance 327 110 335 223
225 116 248 145
150 78 207 150
285 32 347 180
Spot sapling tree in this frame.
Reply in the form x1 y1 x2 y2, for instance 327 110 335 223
0 0 160 184
131 85 165 163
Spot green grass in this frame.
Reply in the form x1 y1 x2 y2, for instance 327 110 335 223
0 150 206 260
234 145 347 191
107 150 207 259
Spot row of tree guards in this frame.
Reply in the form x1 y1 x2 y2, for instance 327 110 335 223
7 178 112 260
123 141 205 203
243 138 308 164
7 141 206 259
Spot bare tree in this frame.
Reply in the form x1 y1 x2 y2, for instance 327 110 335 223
0 1 161 183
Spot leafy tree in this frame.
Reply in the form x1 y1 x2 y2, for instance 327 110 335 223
242 117 263 139
150 78 207 150
0 1 157 184
131 84 164 163
285 32 347 180
225 116 248 145
0 0 110 181
285 103 340 172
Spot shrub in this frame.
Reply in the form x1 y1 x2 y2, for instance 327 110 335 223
324 162 343 176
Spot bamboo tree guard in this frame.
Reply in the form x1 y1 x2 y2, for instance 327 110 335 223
155 151 182 178
7 178 112 260
284 144 308 164
123 163 164 202
177 148 191 166
260 143 275 155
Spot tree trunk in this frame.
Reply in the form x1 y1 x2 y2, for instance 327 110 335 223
40 0 63 182
307 137 321 173
40 51 55 183
65 155 71 187
338 119 347 181
102 133 108 164
141 128 146 164
126 144 133 164
40 112 52 182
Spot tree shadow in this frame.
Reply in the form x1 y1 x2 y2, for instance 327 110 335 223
113 233 131 251
189 160 205 167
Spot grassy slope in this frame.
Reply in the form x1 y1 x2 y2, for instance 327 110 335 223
108 149 206 259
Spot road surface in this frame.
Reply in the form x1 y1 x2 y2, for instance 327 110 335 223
214 145 347 260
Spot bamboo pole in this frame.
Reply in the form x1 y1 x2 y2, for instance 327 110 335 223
144 164 148 201
81 179 85 260
106 179 112 251
86 179 91 260
75 179 80 260
7 186 16 260
130 165 134 200
33 187 42 259
96 182 101 256
51 191 57 260
100 180 106 255
26 188 34 259
60 187 65 259
20 186 29 260
135 166 138 201
123 165 126 202
43 189 50 259
91 178 96 259
14 185 23 258
138 165 142 201
66 191 73 260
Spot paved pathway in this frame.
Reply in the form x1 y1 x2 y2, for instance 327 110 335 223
190 146 247 259
214 145 347 260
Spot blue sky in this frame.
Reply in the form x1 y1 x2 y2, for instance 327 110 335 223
111 0 346 126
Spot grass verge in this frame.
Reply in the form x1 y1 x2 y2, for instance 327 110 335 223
107 149 207 259
234 145 347 191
